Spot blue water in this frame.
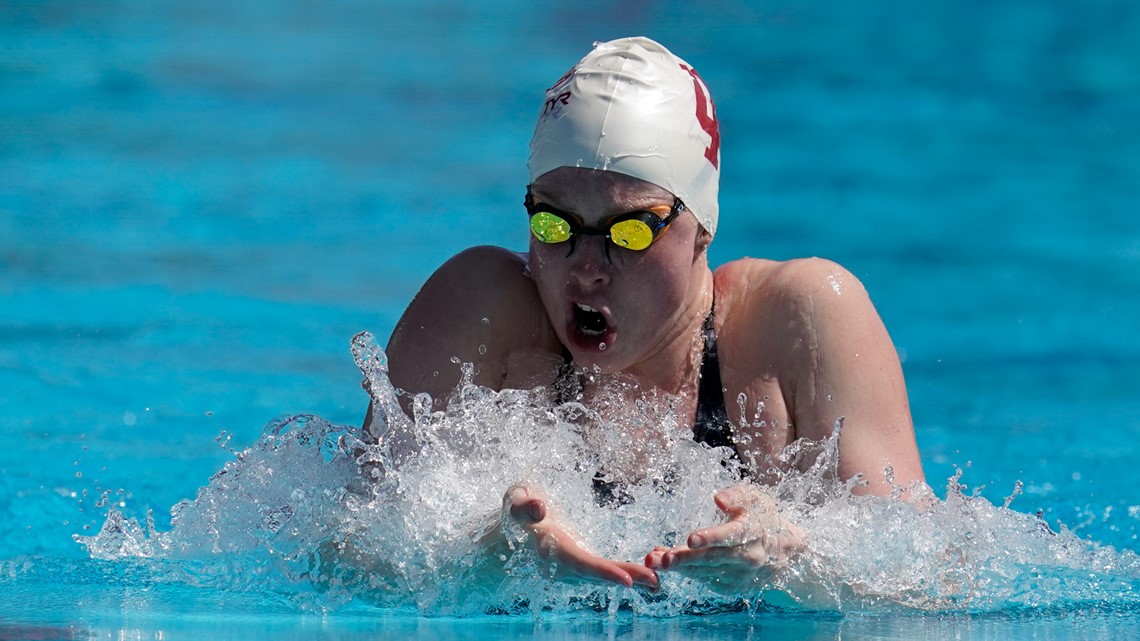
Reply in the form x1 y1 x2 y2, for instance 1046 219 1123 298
3 0 1140 638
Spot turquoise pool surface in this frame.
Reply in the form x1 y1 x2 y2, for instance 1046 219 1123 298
3 0 1139 638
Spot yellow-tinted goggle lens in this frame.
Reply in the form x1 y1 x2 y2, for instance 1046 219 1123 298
529 211 572 243
608 219 656 251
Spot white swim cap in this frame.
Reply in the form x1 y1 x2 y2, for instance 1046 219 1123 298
528 37 722 236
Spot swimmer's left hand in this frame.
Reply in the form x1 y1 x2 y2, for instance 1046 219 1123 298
644 484 803 592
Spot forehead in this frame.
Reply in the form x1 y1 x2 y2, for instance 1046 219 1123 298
530 167 674 210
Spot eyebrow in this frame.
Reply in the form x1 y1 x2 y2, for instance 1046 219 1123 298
526 187 671 218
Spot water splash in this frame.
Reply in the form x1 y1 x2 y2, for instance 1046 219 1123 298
77 333 1140 615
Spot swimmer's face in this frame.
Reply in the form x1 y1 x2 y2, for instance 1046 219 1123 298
527 167 711 372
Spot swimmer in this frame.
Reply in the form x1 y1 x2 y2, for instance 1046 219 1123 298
369 37 924 592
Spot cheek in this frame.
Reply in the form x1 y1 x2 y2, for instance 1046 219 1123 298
526 245 568 307
620 250 691 310
526 240 552 275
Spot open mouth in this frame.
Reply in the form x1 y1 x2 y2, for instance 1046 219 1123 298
573 303 608 336
567 302 616 353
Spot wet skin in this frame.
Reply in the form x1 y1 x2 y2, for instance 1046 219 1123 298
379 167 924 591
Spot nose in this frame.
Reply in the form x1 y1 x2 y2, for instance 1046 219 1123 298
567 236 611 289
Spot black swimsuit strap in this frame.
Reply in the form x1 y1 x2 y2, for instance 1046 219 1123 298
692 308 732 449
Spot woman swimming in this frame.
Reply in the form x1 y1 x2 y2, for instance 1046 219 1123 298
370 36 924 592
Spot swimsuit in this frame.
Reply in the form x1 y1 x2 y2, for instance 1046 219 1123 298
554 309 733 505
691 309 731 448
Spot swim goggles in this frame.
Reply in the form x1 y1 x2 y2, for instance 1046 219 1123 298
525 194 685 252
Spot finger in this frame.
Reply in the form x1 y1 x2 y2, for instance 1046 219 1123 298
512 498 546 525
504 487 547 525
643 546 669 570
594 565 634 588
713 485 773 517
662 545 736 571
688 518 759 549
573 555 634 588
557 543 655 589
659 545 688 570
577 558 656 590
616 561 659 590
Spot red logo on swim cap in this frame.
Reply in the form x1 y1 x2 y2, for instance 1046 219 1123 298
546 66 575 93
680 64 720 170
541 66 575 118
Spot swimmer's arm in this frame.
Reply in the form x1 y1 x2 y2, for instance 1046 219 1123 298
653 260 923 598
381 246 559 418
783 259 925 495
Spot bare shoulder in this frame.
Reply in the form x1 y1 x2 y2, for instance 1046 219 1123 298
711 256 869 366
713 256 869 309
713 257 921 493
387 246 559 403
713 256 889 368
398 246 544 340
424 245 532 299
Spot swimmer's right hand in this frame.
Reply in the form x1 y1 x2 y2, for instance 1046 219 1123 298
502 485 659 590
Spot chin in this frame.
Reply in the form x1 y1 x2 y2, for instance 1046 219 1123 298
563 338 631 374
565 325 617 354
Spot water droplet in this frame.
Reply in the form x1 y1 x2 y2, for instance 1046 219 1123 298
827 273 843 295
122 411 137 426
481 317 491 326
598 342 607 351
478 344 487 355
827 395 833 401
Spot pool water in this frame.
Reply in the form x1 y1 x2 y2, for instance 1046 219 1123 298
3 0 1139 638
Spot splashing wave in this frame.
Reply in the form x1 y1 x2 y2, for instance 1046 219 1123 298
76 332 1140 615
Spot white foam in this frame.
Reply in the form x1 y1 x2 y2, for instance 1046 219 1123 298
77 332 1140 615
